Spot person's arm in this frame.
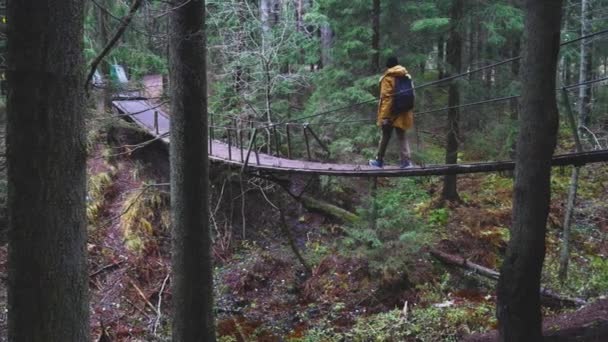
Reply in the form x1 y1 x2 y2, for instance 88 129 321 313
378 76 395 120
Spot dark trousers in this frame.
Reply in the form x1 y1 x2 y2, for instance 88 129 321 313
376 122 411 162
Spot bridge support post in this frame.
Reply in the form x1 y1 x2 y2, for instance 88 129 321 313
227 128 232 160
242 128 258 173
239 129 244 162
273 124 280 157
306 125 330 159
154 110 159 136
303 124 312 160
209 115 214 155
286 124 293 159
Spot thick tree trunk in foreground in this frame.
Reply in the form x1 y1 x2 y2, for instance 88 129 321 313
170 0 215 341
497 1 563 341
442 0 464 202
7 0 89 340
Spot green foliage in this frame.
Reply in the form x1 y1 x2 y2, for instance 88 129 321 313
427 207 449 227
465 118 518 161
296 301 495 342
343 309 409 341
589 257 608 294
543 251 608 299
406 302 495 341
87 169 116 225
480 4 524 46
341 179 435 281
111 47 167 79
121 187 168 254
411 18 450 33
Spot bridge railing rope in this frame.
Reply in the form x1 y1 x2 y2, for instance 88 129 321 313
202 28 608 171
231 28 608 131
205 74 608 171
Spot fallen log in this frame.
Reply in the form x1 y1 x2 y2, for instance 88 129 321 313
430 249 499 280
299 195 360 224
430 249 586 308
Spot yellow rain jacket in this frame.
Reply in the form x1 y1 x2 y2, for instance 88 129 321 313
377 65 414 130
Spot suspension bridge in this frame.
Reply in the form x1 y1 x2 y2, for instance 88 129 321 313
112 29 608 177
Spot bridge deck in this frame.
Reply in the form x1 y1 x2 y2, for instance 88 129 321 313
113 99 608 177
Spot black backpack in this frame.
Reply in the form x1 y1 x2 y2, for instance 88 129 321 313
392 76 415 115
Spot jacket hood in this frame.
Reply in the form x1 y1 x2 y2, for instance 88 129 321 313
385 65 408 77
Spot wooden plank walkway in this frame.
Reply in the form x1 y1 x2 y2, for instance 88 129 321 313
113 99 608 177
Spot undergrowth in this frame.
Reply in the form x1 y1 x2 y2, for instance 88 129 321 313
121 186 169 253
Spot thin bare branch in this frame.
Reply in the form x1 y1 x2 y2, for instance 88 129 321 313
85 0 144 90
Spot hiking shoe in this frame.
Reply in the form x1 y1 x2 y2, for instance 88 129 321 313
400 159 414 169
369 159 384 168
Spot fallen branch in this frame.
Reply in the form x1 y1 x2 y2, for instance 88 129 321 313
153 273 171 336
430 249 499 280
430 249 586 308
85 0 144 90
131 280 160 316
89 260 125 278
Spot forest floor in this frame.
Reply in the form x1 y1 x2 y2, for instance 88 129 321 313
0 123 607 341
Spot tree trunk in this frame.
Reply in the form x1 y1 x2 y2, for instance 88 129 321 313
371 0 381 72
7 0 89 340
510 35 521 118
558 166 580 282
169 0 215 341
437 35 445 79
97 0 112 110
260 0 272 52
578 0 593 130
320 23 333 68
497 1 563 341
442 0 464 202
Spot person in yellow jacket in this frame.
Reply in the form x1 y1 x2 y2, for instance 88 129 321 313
369 57 415 168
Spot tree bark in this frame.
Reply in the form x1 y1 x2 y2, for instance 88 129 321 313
497 1 563 341
260 0 272 52
558 166 580 282
320 23 333 68
7 0 89 340
371 0 381 72
97 0 112 110
442 0 464 202
578 0 593 130
169 0 215 341
437 35 445 80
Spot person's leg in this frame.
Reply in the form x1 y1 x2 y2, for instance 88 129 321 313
395 127 411 164
376 120 394 163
